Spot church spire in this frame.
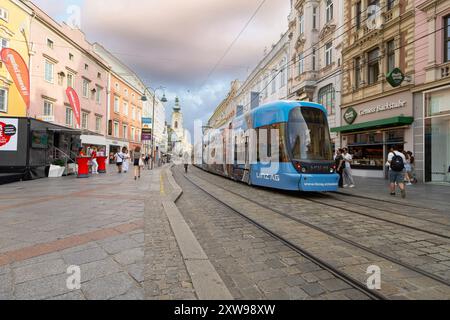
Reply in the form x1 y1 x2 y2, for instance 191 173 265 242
173 97 181 112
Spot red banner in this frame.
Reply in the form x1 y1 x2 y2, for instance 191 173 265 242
0 48 30 110
66 87 81 127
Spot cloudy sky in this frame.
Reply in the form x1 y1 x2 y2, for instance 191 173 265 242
32 0 290 133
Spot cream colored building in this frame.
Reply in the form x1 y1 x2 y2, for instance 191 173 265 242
334 0 415 178
287 0 345 146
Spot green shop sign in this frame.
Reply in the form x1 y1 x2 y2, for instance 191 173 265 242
386 68 405 88
343 107 358 125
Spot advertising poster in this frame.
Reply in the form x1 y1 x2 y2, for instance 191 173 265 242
0 118 19 151
0 48 30 110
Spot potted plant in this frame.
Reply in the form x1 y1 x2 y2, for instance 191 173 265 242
49 159 66 178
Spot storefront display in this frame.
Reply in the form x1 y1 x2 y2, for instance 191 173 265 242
424 88 450 184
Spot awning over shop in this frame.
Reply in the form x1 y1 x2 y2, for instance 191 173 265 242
331 116 414 133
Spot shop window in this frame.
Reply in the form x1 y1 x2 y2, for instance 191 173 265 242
368 48 380 84
425 90 450 117
318 84 335 115
425 117 450 183
445 15 450 62
386 129 404 143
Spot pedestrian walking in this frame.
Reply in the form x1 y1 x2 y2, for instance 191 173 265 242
407 151 418 184
387 146 407 198
335 148 345 188
144 154 150 170
133 146 142 180
183 151 190 174
122 149 130 173
91 147 99 174
403 151 413 186
114 147 126 173
342 148 355 188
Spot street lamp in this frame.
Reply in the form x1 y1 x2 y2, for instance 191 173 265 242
141 86 167 170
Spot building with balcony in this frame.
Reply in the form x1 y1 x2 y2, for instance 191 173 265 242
412 0 450 184
334 0 415 178
287 0 345 147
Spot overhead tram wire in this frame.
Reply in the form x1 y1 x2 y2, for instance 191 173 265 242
199 0 267 89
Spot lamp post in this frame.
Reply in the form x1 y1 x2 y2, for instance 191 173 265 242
141 86 167 170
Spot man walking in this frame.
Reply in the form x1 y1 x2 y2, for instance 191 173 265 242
387 146 407 198
342 148 355 188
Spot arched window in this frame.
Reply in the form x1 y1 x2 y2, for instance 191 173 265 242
318 84 335 115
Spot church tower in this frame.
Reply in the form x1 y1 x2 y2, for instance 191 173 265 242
171 97 184 143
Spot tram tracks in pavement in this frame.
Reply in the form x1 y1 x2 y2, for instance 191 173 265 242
180 167 450 294
320 192 450 228
175 170 387 300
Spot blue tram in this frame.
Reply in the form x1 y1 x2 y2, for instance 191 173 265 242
201 101 339 192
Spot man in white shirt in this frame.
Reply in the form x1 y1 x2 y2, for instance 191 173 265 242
342 148 355 188
387 146 407 198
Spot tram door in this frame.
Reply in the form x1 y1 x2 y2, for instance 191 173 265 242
242 136 250 184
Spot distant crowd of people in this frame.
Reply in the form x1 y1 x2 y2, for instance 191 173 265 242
334 146 417 198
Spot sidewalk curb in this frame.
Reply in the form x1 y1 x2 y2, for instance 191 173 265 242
161 166 233 300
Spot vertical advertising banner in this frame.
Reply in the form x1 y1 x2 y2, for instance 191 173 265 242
0 48 30 110
66 87 81 127
0 118 19 151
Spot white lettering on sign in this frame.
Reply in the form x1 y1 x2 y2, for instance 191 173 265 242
360 100 406 116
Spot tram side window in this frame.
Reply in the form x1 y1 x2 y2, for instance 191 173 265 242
256 124 289 163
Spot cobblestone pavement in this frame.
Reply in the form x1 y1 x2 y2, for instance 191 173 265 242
173 168 371 300
177 166 450 299
0 166 152 300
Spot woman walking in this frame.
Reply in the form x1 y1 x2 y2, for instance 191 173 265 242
91 147 99 174
133 146 142 180
122 148 130 173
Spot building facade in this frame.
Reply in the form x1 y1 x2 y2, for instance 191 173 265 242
234 33 289 116
413 0 450 184
28 3 110 154
0 0 31 117
335 0 415 178
287 0 345 147
209 80 240 129
93 43 145 157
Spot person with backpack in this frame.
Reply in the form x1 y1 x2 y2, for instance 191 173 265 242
387 146 407 198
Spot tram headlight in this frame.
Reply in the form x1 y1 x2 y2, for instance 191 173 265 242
302 167 307 173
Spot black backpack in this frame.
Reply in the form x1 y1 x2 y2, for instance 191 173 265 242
391 152 405 172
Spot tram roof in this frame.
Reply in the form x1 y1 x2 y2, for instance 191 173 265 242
245 100 327 128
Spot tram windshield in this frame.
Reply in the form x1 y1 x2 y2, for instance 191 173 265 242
287 107 332 161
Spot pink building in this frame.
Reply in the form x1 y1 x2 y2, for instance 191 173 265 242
413 0 450 184
28 3 110 153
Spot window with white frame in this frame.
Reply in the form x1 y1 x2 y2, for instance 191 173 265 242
123 125 128 139
0 88 8 113
95 116 102 133
65 107 73 127
299 14 304 35
131 127 135 141
95 85 102 104
124 88 128 97
47 38 54 49
271 70 277 94
132 106 135 120
113 121 119 137
114 96 120 113
44 60 54 83
312 7 317 29
326 0 333 22
137 129 141 142
312 48 317 71
280 61 286 88
298 53 304 74
325 42 332 66
0 7 9 22
0 37 8 51
43 100 53 116
81 112 89 129
82 79 89 98
67 73 74 88
137 109 141 121
123 102 129 115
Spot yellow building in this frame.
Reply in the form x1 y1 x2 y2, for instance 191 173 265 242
0 0 31 117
